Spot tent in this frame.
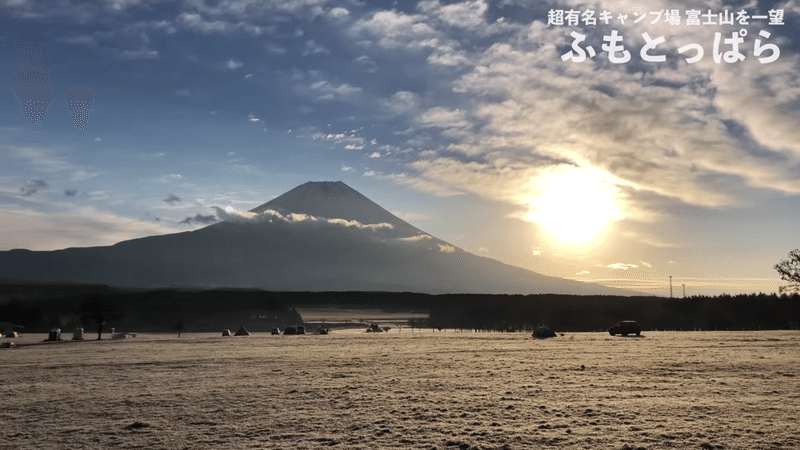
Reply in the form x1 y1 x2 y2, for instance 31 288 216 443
234 326 250 336
533 326 557 339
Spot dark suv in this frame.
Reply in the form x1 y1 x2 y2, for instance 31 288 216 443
608 320 642 336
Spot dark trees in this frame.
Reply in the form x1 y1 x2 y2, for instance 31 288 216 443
775 249 800 294
79 298 121 340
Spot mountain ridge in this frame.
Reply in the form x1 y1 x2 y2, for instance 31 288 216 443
0 181 639 296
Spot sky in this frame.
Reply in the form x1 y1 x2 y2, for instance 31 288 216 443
0 0 799 296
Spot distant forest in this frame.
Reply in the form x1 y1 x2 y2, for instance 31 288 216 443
1 283 798 333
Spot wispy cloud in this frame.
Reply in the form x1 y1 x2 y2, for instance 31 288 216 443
302 40 330 56
398 234 433 242
607 263 639 271
20 179 47 197
0 206 176 251
178 213 218 225
315 132 365 150
163 194 182 205
225 59 243 70
623 231 678 249
305 78 362 101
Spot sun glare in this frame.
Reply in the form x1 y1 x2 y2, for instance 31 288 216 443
526 167 624 246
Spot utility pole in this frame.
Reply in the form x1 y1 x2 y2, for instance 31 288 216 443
669 275 673 298
682 284 686 298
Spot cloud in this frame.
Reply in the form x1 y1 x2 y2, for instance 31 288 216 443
314 132 365 150
349 9 439 50
211 206 394 231
68 170 99 182
418 0 488 29
639 261 653 269
64 189 78 197
225 59 243 70
20 179 47 197
438 243 456 253
607 263 639 271
309 80 361 101
119 49 159 60
4 147 100 193
353 55 378 73
341 165 355 172
623 231 677 248
531 246 542 256
178 214 218 225
419 107 471 130
265 43 287 54
163 194 182 205
327 218 394 230
329 7 349 19
398 234 434 242
478 246 489 253
344 1 800 236
176 13 233 34
363 169 463 197
0 206 176 251
302 40 330 56
6 145 74 173
382 91 422 116
575 270 590 276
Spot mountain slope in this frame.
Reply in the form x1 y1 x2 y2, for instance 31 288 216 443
0 181 636 295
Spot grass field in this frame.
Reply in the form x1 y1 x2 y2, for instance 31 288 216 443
1 330 798 449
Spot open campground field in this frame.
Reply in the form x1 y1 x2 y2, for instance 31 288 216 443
1 330 798 449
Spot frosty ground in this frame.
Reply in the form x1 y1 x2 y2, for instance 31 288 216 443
1 330 798 449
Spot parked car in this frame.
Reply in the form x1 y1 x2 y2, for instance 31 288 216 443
608 320 642 336
270 328 280 335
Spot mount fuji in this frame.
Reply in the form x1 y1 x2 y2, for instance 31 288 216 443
0 181 634 295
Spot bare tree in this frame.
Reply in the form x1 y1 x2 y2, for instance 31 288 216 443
775 249 800 294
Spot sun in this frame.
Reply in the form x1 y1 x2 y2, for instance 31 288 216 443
525 167 624 246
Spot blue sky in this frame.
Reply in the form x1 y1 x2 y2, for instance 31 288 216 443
1 0 799 295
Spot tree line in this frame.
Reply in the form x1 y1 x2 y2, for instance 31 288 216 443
1 283 798 334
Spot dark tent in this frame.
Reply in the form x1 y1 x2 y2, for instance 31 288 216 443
533 326 557 339
234 326 251 336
